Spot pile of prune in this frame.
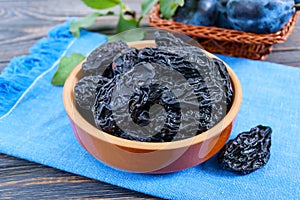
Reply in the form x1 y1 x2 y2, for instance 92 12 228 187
74 31 233 142
218 125 272 174
173 0 296 34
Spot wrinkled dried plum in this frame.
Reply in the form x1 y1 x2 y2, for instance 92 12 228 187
156 40 233 125
77 31 234 143
154 31 195 48
112 47 139 78
82 40 128 76
218 125 272 174
74 75 109 110
137 48 213 132
93 63 183 142
92 78 117 135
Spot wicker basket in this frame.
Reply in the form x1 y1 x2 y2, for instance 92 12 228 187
148 5 299 60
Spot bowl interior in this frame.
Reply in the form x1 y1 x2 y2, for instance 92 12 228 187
63 40 242 151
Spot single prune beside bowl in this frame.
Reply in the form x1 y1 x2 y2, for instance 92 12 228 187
218 125 272 174
227 0 295 34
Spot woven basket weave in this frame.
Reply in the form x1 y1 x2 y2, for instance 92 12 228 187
148 5 299 60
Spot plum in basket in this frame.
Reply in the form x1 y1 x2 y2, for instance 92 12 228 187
227 0 295 34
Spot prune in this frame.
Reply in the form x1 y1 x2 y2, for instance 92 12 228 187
156 35 233 126
112 47 139 78
138 47 215 132
87 31 234 142
227 0 295 33
93 63 182 142
154 31 196 49
210 58 233 110
218 125 272 174
82 40 128 76
74 75 109 110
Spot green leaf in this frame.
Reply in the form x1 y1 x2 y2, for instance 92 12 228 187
70 11 114 37
160 0 184 19
108 28 146 42
137 0 159 25
82 0 120 9
141 0 159 17
51 53 85 86
116 3 138 33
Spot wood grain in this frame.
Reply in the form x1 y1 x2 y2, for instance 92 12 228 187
0 0 156 198
0 0 299 198
0 153 155 199
0 0 142 71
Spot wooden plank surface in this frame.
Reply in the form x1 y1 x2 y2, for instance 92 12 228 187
0 0 299 199
0 0 155 199
0 153 155 199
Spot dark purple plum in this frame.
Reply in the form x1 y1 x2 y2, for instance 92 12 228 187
188 0 218 26
215 0 231 28
227 0 295 33
295 0 300 11
173 0 198 24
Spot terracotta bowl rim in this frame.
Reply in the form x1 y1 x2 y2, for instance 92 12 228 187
63 40 242 151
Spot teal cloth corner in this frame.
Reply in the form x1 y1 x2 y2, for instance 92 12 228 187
0 21 299 199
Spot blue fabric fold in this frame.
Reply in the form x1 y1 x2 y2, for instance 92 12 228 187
0 21 299 199
0 21 74 116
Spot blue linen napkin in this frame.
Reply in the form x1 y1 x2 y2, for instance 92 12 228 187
0 21 299 199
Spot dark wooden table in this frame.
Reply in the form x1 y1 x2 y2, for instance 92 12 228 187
0 0 299 199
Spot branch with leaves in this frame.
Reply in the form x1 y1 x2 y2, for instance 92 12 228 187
70 0 184 37
52 0 184 86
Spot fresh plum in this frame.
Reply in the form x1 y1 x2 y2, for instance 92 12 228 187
174 0 198 24
174 0 218 26
188 0 218 26
227 0 295 33
215 0 231 28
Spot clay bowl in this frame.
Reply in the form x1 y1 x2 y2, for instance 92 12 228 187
63 40 242 174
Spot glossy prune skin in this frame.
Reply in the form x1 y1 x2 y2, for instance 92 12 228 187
112 47 139 78
82 40 128 76
218 125 272 174
92 46 207 142
74 75 109 110
93 63 182 142
227 0 295 33
83 31 234 143
155 33 233 126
